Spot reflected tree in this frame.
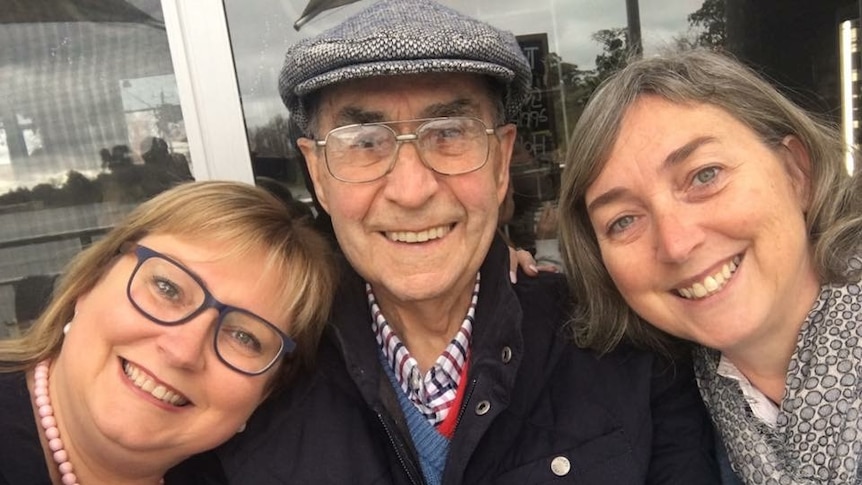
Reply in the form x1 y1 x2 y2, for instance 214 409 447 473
249 115 294 159
61 170 100 205
593 28 630 80
0 187 31 206
552 27 631 119
683 0 726 49
0 151 193 210
28 183 55 205
0 170 101 208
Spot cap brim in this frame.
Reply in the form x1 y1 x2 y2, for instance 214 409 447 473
294 58 516 97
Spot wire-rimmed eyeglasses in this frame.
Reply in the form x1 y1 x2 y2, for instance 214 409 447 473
125 244 294 376
313 116 498 183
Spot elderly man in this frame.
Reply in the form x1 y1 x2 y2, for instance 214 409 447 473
216 1 719 483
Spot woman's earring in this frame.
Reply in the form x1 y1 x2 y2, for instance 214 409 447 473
237 423 247 433
63 310 77 335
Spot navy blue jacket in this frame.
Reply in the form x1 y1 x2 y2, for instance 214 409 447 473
215 237 720 484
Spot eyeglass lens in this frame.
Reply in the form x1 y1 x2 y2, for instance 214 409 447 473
128 253 284 374
324 117 491 182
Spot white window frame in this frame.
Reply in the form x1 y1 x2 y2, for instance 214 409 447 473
161 0 254 182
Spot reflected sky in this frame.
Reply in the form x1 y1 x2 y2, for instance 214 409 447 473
225 0 707 129
0 4 182 191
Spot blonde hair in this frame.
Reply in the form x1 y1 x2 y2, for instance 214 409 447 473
558 50 862 356
0 181 336 389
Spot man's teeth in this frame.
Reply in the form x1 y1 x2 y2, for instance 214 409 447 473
123 361 189 406
386 225 448 243
677 256 740 300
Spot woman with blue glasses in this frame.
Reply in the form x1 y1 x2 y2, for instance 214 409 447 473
0 181 335 484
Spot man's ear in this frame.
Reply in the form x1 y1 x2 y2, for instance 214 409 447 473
495 124 516 203
781 135 812 212
297 137 330 213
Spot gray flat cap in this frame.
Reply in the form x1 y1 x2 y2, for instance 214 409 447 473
279 0 532 133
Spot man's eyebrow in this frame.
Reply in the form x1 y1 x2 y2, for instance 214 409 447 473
333 106 385 126
332 98 484 126
421 98 483 118
586 136 718 213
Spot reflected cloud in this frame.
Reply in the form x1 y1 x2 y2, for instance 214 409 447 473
225 0 711 132
0 0 165 29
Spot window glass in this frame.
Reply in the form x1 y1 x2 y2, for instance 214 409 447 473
223 0 860 249
0 0 194 338
223 0 717 245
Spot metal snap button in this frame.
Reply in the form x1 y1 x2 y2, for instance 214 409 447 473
475 400 491 415
501 346 512 363
550 456 571 476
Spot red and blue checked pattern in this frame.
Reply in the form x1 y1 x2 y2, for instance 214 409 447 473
368 274 478 426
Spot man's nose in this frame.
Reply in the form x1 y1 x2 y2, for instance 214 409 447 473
381 140 439 207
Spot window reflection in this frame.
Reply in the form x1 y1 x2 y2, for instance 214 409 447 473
223 0 715 250
0 0 193 337
224 0 860 268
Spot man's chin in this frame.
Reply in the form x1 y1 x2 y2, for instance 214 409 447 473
369 273 460 304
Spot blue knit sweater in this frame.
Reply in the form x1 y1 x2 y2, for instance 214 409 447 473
379 351 450 485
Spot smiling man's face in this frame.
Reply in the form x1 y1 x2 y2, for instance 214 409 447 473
299 73 515 307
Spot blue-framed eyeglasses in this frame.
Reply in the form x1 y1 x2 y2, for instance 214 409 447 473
125 244 294 376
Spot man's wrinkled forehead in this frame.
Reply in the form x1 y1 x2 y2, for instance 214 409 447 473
323 99 487 127
309 73 499 131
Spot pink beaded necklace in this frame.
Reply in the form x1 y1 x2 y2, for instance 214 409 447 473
32 360 166 485
33 360 79 485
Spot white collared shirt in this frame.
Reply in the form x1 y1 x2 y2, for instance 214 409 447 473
716 355 780 426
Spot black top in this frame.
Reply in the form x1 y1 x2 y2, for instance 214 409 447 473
216 236 721 484
0 370 225 485
0 371 51 485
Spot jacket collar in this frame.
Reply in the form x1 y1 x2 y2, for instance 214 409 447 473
326 235 524 404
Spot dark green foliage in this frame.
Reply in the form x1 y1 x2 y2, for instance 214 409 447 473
0 161 192 211
688 0 726 49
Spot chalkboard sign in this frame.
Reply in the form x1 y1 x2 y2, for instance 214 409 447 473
516 33 558 161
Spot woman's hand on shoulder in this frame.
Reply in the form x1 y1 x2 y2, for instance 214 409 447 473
507 247 559 283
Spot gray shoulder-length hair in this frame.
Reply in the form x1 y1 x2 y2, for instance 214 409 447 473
558 49 862 355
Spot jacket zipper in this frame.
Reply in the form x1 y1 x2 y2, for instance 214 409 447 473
376 410 426 485
452 377 479 432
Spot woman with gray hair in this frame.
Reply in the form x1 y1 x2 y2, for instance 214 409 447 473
559 49 862 484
